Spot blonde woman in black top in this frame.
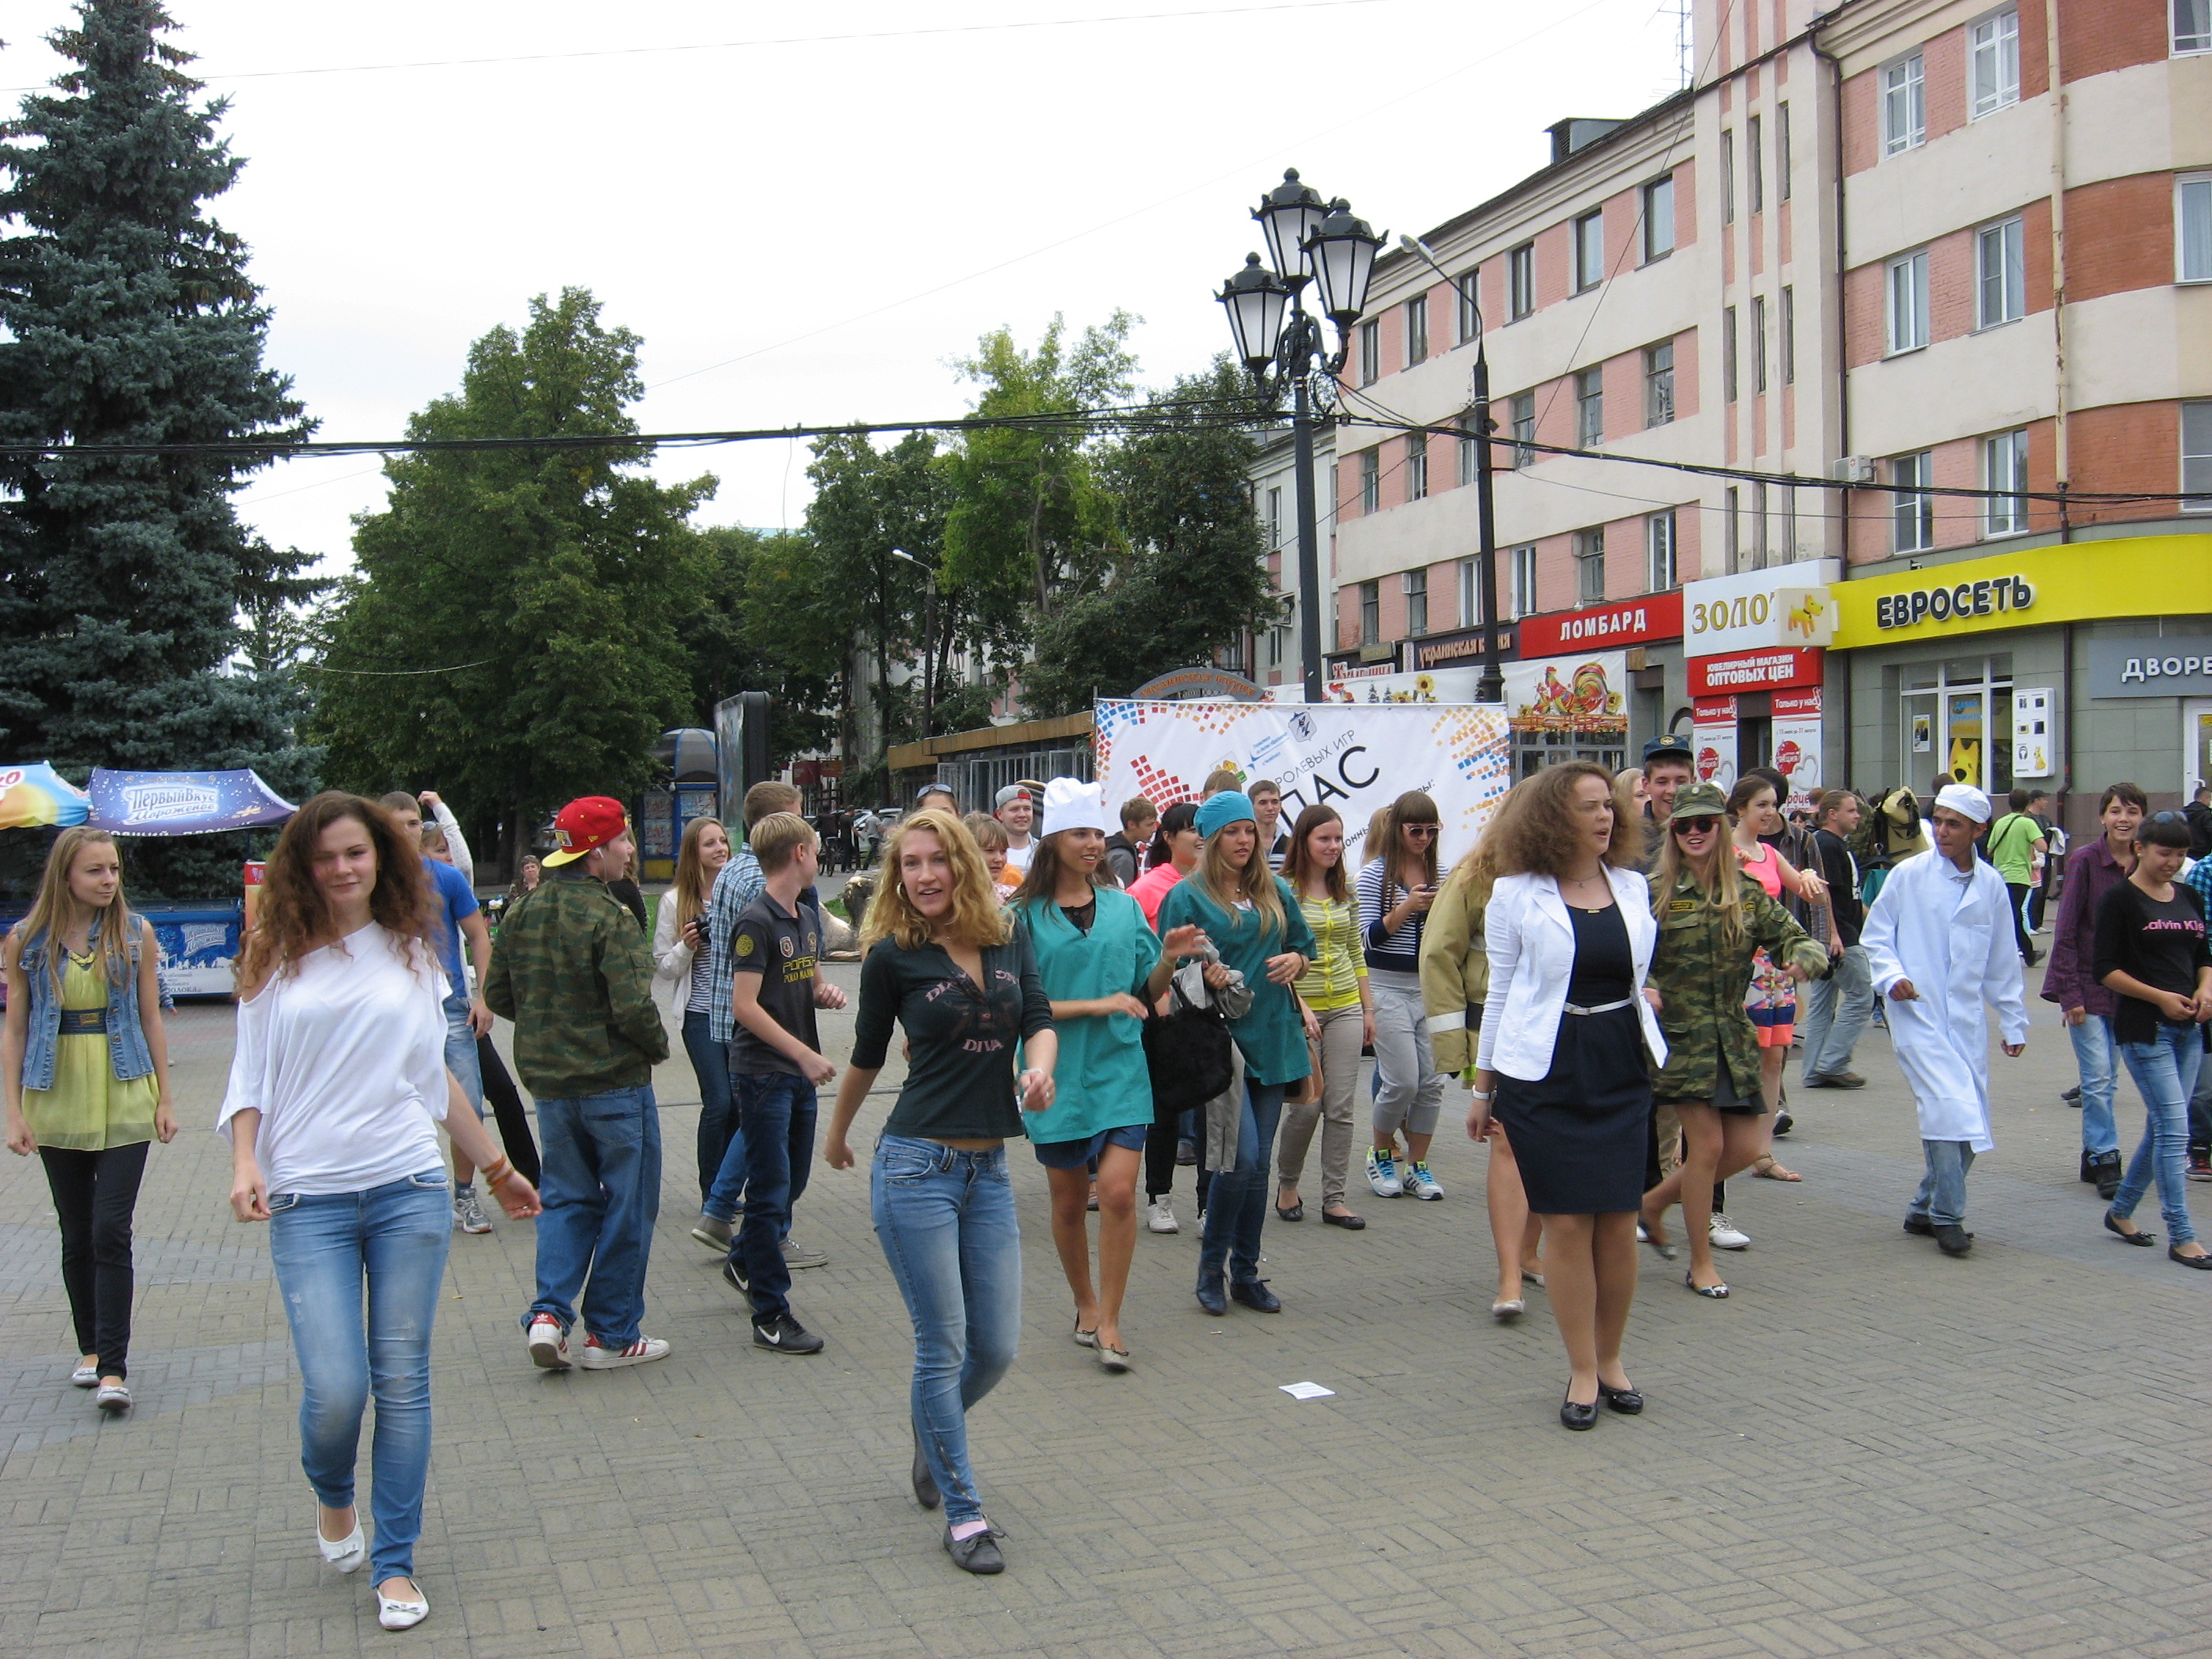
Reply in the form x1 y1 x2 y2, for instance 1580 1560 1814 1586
823 810 1057 1575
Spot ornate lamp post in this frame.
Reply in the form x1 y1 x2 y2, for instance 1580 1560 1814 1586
1216 170 1382 704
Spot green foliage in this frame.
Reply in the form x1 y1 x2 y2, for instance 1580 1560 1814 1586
309 290 712 865
676 526 844 764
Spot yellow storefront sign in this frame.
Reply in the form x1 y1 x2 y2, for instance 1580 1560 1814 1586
1831 535 2212 646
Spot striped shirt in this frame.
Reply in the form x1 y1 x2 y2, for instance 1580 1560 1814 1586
1357 859 1429 974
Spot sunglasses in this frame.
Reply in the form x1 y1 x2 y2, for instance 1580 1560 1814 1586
1672 818 1722 836
1403 823 1440 837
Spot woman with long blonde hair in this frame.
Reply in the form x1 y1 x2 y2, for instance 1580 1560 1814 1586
822 809 1057 1574
653 815 735 1199
2 829 177 1412
219 793 539 1630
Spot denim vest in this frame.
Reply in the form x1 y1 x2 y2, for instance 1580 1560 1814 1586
13 912 156 1092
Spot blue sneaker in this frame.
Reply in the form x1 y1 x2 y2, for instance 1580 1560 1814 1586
1402 1162 1444 1201
1366 1149 1402 1198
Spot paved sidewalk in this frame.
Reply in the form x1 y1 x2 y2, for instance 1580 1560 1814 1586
4 963 2210 1657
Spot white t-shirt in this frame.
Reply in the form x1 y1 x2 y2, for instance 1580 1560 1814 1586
1002 838 1035 875
218 923 451 1196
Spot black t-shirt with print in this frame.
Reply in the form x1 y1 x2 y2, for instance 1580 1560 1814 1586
728 892 822 1075
850 925 1053 1141
2093 881 2212 1048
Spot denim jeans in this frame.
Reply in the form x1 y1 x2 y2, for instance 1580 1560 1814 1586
733 1073 816 1324
2190 1048 2212 1156
1199 1079 1286 1287
2113 1025 2205 1246
871 1135 1020 1528
703 1050 752 1224
1907 1140 1977 1228
682 1010 736 1205
1799 945 1874 1084
442 991 483 1114
525 1084 660 1347
268 1170 451 1584
2069 1013 2120 1158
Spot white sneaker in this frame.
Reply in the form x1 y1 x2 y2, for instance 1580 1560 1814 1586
452 1185 493 1234
526 1314 571 1371
1709 1214 1752 1250
1402 1162 1444 1201
579 1334 672 1369
1147 1196 1179 1234
1366 1150 1403 1198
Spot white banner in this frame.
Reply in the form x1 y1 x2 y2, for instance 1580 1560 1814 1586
1692 697 1738 793
1094 699 1513 867
1772 688 1823 813
1683 559 1840 655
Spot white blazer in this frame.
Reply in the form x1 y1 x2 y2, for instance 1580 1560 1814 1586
650 892 699 1013
1475 866 1667 1082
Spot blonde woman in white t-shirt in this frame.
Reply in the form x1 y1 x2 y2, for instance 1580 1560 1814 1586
220 793 539 1633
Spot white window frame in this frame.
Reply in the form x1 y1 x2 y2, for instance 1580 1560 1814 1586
1723 305 1738 401
1720 129 1736 223
1456 270 1481 342
1888 249 1930 354
1458 556 1480 626
1575 528 1606 604
1646 511 1679 593
1969 9 2021 122
1892 451 1935 552
1404 567 1428 636
1882 53 1925 156
2182 401 2212 511
1359 448 1379 514
1643 175 1675 262
1983 429 2030 537
1404 430 1428 501
1511 544 1539 620
1778 102 1793 201
1510 391 1536 468
1265 485 1282 548
1780 284 1796 384
1574 211 1604 292
1357 319 1380 385
1404 295 1428 368
1645 340 1675 427
2179 0 2212 54
1507 243 1536 320
1976 215 2027 326
1359 579 1380 643
1576 366 1605 448
1752 295 1769 394
2179 174 2212 283
1748 114 1764 215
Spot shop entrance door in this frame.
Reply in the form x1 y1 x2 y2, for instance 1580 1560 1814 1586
1902 657 2015 794
2187 699 2212 795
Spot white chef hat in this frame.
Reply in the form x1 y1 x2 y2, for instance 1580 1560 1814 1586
1933 782 1993 824
1039 777 1111 839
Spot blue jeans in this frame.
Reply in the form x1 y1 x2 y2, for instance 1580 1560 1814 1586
1907 1140 1977 1228
442 991 483 1115
268 1170 451 1584
733 1073 816 1324
871 1136 1020 1528
1199 1079 1286 1287
1800 945 1874 1083
524 1084 661 1347
2113 1026 2205 1246
703 1049 752 1224
2069 1014 2119 1158
682 1011 736 1204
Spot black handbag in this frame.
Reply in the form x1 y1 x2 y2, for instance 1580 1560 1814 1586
1142 982 1235 1119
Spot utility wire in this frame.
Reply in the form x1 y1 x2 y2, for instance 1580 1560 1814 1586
295 659 494 675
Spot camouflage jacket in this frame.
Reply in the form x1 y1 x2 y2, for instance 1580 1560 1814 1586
483 870 668 1100
1646 869 1826 1101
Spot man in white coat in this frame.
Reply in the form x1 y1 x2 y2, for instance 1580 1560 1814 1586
1862 782 2029 1255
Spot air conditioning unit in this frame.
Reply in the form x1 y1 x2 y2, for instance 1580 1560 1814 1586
1830 456 1874 483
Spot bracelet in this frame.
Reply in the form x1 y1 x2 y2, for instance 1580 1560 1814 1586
482 1157 513 1188
1469 1088 1493 1101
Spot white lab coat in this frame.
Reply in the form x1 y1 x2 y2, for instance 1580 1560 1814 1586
1862 849 2028 1150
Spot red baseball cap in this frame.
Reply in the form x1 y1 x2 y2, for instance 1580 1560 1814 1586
543 797 629 867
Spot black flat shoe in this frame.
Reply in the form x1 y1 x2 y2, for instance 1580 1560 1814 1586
1902 1214 1935 1236
2170 1247 2212 1270
1274 1199 1304 1222
1596 1381 1643 1415
943 1524 1004 1574
1560 1393 1599 1430
2104 1210 2156 1247
1321 1209 1366 1229
911 1427 940 1511
1230 1278 1282 1313
1195 1276 1227 1317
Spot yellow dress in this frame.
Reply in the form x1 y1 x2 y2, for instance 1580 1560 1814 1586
22 954 159 1152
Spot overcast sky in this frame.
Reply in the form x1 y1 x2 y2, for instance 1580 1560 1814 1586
5 1 1682 577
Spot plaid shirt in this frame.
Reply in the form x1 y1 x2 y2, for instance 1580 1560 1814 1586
483 870 668 1099
703 847 767 1046
2183 856 2212 917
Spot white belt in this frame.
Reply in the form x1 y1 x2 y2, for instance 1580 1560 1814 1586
1563 998 1634 1016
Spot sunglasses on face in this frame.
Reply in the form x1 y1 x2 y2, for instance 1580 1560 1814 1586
1673 818 1721 837
1403 823 1440 837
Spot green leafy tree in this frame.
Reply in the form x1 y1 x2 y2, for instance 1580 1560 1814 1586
309 290 711 871
0 0 319 894
676 526 844 765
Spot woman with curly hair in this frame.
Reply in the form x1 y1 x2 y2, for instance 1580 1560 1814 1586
822 809 1057 1575
219 793 540 1631
1469 764 1664 1429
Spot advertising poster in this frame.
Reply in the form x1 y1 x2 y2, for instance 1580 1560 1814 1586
1093 698 1511 866
1771 689 1823 813
1693 698 1738 791
1501 651 1629 740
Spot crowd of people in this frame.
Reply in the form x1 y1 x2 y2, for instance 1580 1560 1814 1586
3 738 2207 1617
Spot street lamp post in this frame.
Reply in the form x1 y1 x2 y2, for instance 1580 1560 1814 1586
891 546 936 738
1216 171 1383 705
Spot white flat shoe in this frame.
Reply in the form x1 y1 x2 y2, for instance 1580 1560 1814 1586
316 1521 366 1574
1491 1298 1525 1322
376 1580 429 1631
93 1382 130 1412
71 1364 99 1388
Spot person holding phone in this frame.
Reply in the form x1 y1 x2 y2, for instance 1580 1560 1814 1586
654 815 733 1203
1359 791 1448 1201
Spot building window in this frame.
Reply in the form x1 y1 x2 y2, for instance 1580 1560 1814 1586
1359 579 1380 643
1404 295 1429 367
1726 485 1741 572
1643 175 1675 262
1576 367 1605 447
1357 319 1380 385
1892 451 1935 552
2180 175 2212 281
1511 544 1538 619
1646 511 1679 591
1359 448 1379 514
1457 416 1478 487
1780 285 1796 384
1751 295 1769 394
1266 485 1282 548
2180 0 2212 53
1752 480 1770 568
1720 128 1735 223
1456 271 1481 342
1404 430 1428 501
1723 305 1738 402
2185 402 2212 509
1778 102 1793 200
1458 556 1480 625
1984 429 2030 536
1888 249 1930 353
1970 9 2020 120
1511 391 1536 467
1748 114 1764 214
1883 53 1925 155
1508 243 1536 319
1404 567 1428 635
1575 528 1606 604
1574 211 1604 292
1977 216 2027 325
1644 341 1675 427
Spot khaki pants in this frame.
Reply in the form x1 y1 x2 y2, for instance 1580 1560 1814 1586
1276 1003 1362 1207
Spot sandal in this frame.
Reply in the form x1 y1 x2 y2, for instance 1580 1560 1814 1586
1752 1154 1802 1181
